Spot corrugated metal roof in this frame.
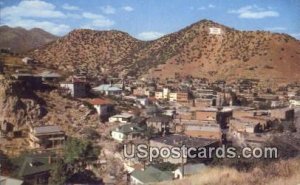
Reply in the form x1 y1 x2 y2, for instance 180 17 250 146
33 125 63 135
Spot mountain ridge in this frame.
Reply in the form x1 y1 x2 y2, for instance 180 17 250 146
26 19 300 85
0 25 58 53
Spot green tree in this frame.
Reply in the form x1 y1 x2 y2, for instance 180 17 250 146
64 137 100 164
49 159 67 185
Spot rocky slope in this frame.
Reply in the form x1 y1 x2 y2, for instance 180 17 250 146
0 75 99 141
0 26 58 53
0 77 45 129
29 19 300 84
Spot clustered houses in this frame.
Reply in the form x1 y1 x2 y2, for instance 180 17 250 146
62 75 300 184
105 77 299 184
3 67 300 185
155 88 189 103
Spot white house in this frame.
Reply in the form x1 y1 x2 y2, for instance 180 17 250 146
271 100 283 108
60 81 86 98
155 88 170 100
289 99 300 107
111 129 126 142
89 98 114 118
169 92 177 102
109 113 133 123
92 84 122 96
163 88 169 99
111 123 145 142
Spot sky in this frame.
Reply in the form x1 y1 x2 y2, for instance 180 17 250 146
0 0 299 40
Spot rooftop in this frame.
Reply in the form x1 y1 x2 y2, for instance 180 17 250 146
131 166 173 184
13 153 54 178
114 123 146 134
89 98 112 105
110 113 133 119
195 107 233 112
38 71 61 78
184 123 221 132
32 125 64 135
173 119 217 125
151 134 219 148
92 84 122 92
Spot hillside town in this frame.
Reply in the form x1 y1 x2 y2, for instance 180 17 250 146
0 58 300 184
0 1 300 185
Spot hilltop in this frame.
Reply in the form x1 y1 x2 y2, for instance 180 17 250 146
30 29 142 75
0 26 58 53
28 19 300 84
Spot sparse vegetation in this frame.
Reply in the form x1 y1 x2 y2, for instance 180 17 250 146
28 20 300 82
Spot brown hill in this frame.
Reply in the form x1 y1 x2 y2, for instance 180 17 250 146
0 26 58 53
29 20 300 84
30 29 142 75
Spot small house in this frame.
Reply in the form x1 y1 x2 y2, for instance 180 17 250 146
14 153 54 185
89 98 114 121
169 92 189 103
28 125 65 149
109 113 133 123
60 81 87 98
130 166 173 185
111 123 146 142
175 120 222 139
289 99 300 107
92 84 122 96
